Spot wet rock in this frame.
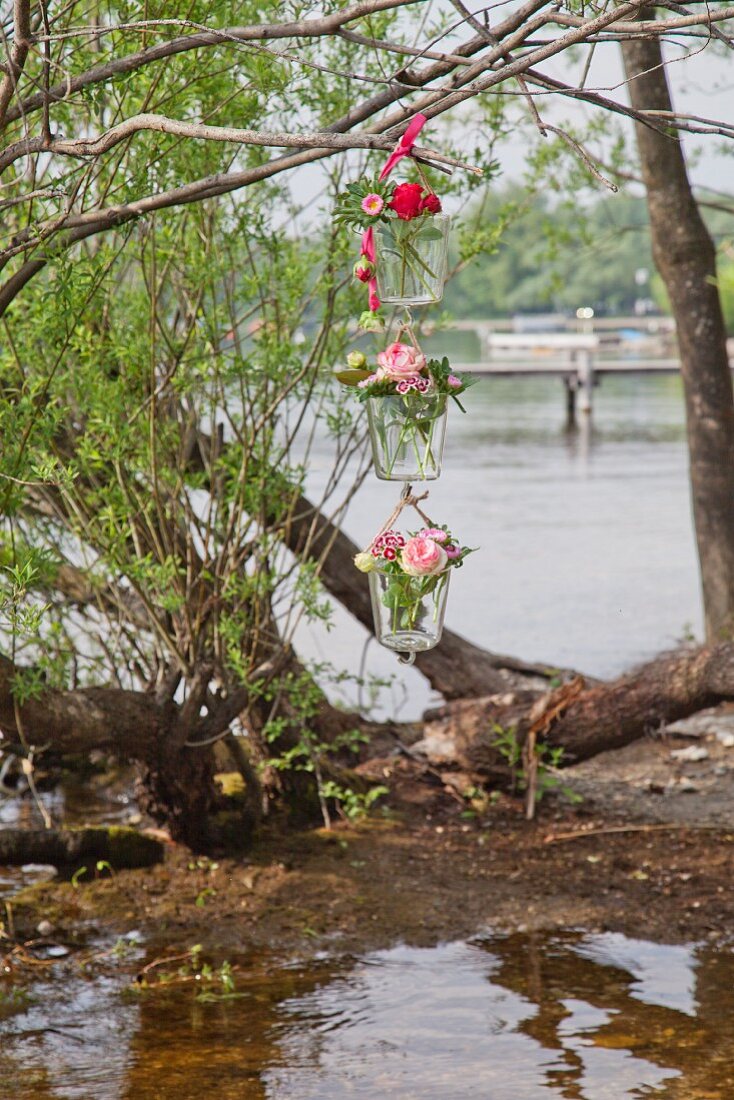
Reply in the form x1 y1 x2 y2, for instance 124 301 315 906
664 711 734 741
670 746 709 763
666 776 699 793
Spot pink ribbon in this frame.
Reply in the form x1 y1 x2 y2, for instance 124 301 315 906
377 113 428 182
360 113 428 312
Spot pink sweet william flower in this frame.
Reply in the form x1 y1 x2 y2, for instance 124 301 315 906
361 193 384 216
447 375 463 388
401 536 448 577
376 342 426 381
418 528 448 543
371 530 406 559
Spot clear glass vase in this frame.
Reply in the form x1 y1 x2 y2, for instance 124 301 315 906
366 393 447 481
374 214 450 305
369 568 451 653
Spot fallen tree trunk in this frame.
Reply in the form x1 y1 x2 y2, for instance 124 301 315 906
0 654 221 850
421 644 734 780
0 826 164 868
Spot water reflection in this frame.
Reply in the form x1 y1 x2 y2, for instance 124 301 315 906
4 931 734 1099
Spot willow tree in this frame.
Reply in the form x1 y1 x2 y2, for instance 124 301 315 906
1 0 733 848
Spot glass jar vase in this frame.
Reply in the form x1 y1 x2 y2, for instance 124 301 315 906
369 568 451 653
366 393 448 481
374 214 450 305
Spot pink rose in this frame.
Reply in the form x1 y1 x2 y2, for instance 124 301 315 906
353 259 375 283
421 193 442 215
376 342 426 381
418 528 448 542
447 375 463 388
401 536 448 577
444 544 461 559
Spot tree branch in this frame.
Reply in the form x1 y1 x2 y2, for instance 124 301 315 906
1 0 418 128
0 0 31 127
0 116 483 175
0 653 175 757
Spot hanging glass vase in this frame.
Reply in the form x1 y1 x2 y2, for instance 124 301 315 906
366 393 448 481
374 214 450 305
369 567 451 653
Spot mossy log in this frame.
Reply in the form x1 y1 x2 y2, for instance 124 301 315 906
0 826 164 868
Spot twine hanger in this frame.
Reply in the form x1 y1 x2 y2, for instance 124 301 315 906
393 306 422 353
364 482 436 554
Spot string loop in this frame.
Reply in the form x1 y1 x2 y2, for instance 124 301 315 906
363 483 437 553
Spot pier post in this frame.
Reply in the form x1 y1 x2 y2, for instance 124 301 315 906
576 348 595 415
564 376 577 427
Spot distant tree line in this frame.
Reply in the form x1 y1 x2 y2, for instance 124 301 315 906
444 191 734 327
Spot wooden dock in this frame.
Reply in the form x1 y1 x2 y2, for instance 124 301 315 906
447 331 734 420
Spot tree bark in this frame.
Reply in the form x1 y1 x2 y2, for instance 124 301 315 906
621 19 734 642
422 643 734 779
0 654 176 758
0 654 238 850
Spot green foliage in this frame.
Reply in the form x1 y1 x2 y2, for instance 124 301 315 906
135 944 245 1002
491 724 582 807
317 780 389 821
0 985 32 1020
711 260 734 335
260 666 387 824
444 191 656 318
333 179 395 230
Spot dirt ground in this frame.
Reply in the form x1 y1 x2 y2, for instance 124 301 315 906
7 708 734 960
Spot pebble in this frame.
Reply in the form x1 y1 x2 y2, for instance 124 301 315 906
665 776 699 793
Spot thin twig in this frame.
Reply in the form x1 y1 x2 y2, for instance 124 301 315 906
544 823 732 844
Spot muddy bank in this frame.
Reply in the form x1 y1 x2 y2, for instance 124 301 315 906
6 801 733 962
6 716 734 959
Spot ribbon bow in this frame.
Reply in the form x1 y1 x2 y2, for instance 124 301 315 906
361 113 428 313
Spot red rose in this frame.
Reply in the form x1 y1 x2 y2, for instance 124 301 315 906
387 182 425 221
421 192 442 214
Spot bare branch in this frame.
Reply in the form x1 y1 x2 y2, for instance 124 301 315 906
547 4 734 36
0 115 483 175
0 0 31 127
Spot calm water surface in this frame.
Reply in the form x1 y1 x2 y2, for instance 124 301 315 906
3 930 734 1099
301 373 700 718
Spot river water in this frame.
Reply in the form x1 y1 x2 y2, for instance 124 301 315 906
3 929 733 1098
302 371 701 718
